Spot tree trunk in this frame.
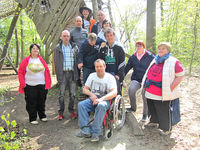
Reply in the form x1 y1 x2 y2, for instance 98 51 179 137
146 0 156 54
107 0 115 28
0 3 23 70
91 0 98 20
45 45 50 64
15 29 19 68
97 0 103 10
160 0 164 27
0 47 18 74
20 17 24 62
189 2 199 74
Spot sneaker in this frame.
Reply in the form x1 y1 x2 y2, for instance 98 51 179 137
91 134 100 142
41 118 48 122
141 114 147 122
57 114 64 120
159 129 171 136
30 120 39 125
144 122 158 128
76 132 91 138
71 112 78 119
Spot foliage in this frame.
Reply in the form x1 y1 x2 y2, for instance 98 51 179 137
0 10 45 66
0 87 15 106
156 0 200 74
0 114 29 150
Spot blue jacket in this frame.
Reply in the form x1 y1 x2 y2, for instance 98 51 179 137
78 37 104 69
124 50 154 83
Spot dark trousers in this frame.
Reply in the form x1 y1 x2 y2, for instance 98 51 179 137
147 98 172 131
58 71 76 114
83 67 95 84
24 84 48 122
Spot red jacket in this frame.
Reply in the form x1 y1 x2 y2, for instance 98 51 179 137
18 55 51 93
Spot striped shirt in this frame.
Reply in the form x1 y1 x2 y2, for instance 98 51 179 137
62 43 74 71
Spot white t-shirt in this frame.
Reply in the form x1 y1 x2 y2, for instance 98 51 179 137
25 57 45 86
85 72 117 98
84 19 90 32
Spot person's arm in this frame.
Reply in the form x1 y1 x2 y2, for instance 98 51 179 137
77 42 85 69
97 88 117 102
124 56 133 77
117 47 125 82
82 85 98 102
170 75 184 91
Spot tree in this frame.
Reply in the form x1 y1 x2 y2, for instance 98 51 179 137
0 3 23 70
146 0 156 54
15 28 19 67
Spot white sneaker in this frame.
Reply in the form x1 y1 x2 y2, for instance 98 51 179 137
159 129 171 136
41 118 48 122
30 121 39 125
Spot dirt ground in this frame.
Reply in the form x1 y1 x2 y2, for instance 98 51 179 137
0 68 200 150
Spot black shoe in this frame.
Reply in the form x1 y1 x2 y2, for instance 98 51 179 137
76 132 91 138
126 108 135 113
141 114 148 122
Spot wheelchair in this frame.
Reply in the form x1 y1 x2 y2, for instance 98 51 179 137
102 94 126 139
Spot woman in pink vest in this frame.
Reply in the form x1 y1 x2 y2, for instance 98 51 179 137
142 42 184 135
18 44 51 125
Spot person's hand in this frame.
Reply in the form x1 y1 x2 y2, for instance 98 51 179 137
93 99 99 105
101 42 106 48
78 63 83 69
115 75 120 80
90 93 98 102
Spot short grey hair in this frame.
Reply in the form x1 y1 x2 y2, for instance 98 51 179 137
94 59 106 66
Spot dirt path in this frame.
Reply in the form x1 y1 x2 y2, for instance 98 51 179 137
0 70 200 150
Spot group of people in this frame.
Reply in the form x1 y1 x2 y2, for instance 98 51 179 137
18 6 184 142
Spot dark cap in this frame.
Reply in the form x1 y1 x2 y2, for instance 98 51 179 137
79 6 92 15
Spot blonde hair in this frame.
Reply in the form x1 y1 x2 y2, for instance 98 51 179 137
158 42 171 52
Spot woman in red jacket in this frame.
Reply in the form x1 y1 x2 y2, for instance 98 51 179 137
18 44 51 125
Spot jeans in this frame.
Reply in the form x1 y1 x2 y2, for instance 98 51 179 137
78 98 110 135
58 71 76 114
83 67 95 84
24 84 48 122
128 80 148 115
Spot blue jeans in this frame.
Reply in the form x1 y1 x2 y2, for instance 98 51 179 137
78 98 110 135
58 71 76 114
83 67 95 84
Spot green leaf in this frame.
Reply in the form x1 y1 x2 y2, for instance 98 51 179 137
10 131 16 139
0 126 5 132
1 115 6 121
11 120 17 128
7 113 10 119
23 129 27 135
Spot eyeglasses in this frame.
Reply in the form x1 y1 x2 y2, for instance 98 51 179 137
136 45 143 48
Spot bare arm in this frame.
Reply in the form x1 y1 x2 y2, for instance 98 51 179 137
170 75 184 91
82 85 98 102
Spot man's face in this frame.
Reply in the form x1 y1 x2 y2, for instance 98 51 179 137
95 62 106 75
105 32 115 45
97 11 105 23
88 39 96 46
75 17 82 28
61 31 70 45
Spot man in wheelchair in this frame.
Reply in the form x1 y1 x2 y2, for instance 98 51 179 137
76 59 117 142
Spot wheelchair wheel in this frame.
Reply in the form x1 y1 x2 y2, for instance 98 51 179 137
113 95 126 129
104 128 113 139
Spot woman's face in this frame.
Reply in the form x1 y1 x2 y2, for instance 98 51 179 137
31 45 39 57
103 22 111 29
158 45 169 57
82 9 89 19
136 44 144 53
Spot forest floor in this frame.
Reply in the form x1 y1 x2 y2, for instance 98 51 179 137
0 68 200 150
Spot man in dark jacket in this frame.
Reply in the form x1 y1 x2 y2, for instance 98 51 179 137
78 33 104 83
124 40 154 121
99 28 125 94
54 30 79 120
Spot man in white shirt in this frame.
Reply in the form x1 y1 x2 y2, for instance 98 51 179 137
76 59 117 142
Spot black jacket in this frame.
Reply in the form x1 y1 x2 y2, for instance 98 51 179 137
124 50 154 83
